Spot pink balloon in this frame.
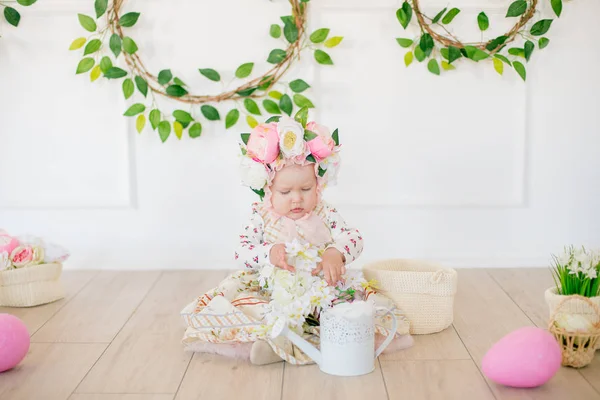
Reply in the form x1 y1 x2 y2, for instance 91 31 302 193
0 314 30 373
482 326 562 388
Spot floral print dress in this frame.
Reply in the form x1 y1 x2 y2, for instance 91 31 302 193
180 201 410 365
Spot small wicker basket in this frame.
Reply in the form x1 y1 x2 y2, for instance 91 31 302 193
546 289 600 367
0 263 65 307
363 259 457 334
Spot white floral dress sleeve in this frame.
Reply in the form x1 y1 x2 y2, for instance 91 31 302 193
323 204 364 265
234 202 274 271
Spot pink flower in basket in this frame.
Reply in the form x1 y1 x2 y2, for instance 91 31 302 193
0 234 19 255
10 246 34 268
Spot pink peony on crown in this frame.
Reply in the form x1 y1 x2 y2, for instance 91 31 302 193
238 107 341 198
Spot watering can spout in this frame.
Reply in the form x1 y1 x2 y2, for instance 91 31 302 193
271 320 322 365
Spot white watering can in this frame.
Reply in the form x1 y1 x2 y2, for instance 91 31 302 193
270 300 398 376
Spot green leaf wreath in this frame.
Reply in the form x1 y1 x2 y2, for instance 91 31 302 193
1 0 37 32
396 0 567 80
70 0 343 143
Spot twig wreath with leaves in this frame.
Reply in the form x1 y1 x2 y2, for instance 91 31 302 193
69 0 343 143
395 0 566 80
1 0 37 31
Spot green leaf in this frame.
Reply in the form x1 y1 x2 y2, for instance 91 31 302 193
284 20 299 43
3 7 20 27
78 14 96 32
404 51 414 67
524 40 534 62
414 46 426 62
258 75 273 90
530 19 553 36
293 94 314 109
105 67 127 79
235 63 254 78
246 116 259 128
419 33 434 57
240 133 250 145
166 85 187 97
270 24 281 38
432 8 447 24
539 37 550 49
508 47 525 58
124 103 145 116
506 0 527 17
94 0 108 18
269 91 283 100
135 76 148 97
324 36 343 48
290 79 310 93
90 65 102 82
173 110 193 124
265 116 281 123
174 77 186 87
100 56 112 73
119 12 140 28
122 78 134 99
173 121 183 140
16 0 37 5
318 167 327 177
396 1 412 29
486 35 508 52
493 58 504 75
76 58 95 74
314 50 333 65
441 61 455 71
551 0 562 17
109 34 122 58
267 49 287 64
396 38 413 48
244 99 261 115
295 107 309 127
513 61 526 81
494 54 512 66
199 68 220 82
304 130 318 141
201 105 220 121
136 114 146 133
280 94 293 116
69 37 87 50
447 46 462 63
189 122 202 138
83 39 102 55
306 154 317 163
263 100 281 114
442 8 460 24
332 129 339 146
463 46 489 61
158 121 171 143
158 69 172 85
149 109 160 130
310 28 330 43
225 109 240 129
478 12 489 31
236 87 257 97
427 59 440 75
122 37 138 54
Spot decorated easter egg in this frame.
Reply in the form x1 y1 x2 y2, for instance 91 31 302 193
0 314 30 373
482 326 561 388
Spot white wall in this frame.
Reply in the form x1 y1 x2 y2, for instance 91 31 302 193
1 0 599 270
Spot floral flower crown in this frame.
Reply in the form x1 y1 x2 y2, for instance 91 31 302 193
238 107 341 199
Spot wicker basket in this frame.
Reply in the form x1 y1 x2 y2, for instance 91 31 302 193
363 259 457 334
0 263 65 307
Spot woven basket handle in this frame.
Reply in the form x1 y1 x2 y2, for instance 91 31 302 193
548 293 600 330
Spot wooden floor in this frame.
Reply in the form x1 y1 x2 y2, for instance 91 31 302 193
1 269 599 400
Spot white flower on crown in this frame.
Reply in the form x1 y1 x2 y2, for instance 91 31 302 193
0 251 12 271
239 155 270 190
319 151 341 187
277 116 306 158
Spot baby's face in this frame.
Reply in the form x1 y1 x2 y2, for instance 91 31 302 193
270 164 318 220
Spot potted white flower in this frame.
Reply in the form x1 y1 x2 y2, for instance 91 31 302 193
546 245 600 368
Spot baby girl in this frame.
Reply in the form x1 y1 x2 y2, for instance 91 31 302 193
180 109 411 365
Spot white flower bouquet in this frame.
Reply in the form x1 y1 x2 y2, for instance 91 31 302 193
546 245 600 368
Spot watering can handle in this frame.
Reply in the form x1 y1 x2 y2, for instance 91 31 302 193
374 307 398 358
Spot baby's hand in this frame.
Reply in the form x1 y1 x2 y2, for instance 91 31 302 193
269 244 295 272
312 248 346 286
